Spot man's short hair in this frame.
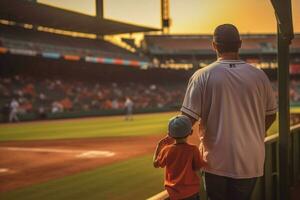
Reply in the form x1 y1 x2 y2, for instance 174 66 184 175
213 24 241 53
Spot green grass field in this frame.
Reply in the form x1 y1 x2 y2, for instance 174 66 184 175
0 155 164 200
0 110 296 200
0 112 177 141
0 110 282 141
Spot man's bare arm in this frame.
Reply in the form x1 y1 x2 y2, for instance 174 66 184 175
265 113 276 132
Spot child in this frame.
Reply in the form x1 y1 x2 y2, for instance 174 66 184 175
153 115 203 200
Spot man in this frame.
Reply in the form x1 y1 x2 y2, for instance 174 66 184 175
9 98 19 122
124 97 134 120
181 24 277 200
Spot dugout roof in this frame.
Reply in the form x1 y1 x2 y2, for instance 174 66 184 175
0 0 160 35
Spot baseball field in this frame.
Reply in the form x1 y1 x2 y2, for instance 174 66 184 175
0 110 284 200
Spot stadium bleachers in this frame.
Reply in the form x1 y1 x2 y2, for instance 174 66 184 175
241 36 276 50
0 25 143 60
143 35 213 54
143 34 300 54
2 74 300 122
292 35 300 49
0 75 185 118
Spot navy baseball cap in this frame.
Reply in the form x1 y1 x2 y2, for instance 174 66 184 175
213 24 241 44
168 115 192 138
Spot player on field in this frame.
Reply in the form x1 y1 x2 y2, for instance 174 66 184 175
124 97 134 120
181 24 277 200
9 98 19 122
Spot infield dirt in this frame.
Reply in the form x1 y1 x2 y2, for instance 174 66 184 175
0 133 200 193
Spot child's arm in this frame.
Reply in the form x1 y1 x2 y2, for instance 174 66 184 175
153 136 174 168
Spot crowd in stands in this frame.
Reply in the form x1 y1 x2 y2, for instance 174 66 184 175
0 75 185 121
289 80 300 102
2 75 300 122
271 80 300 103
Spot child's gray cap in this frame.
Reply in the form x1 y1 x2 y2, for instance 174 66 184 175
168 115 192 138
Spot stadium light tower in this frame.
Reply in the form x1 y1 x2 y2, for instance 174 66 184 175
161 0 171 34
95 0 104 38
95 0 104 19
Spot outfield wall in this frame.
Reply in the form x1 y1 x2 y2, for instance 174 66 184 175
3 104 300 123
0 107 179 123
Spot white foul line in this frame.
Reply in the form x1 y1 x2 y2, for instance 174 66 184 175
0 168 9 173
76 151 115 158
0 147 115 158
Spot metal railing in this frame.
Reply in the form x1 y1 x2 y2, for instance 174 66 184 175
147 124 300 200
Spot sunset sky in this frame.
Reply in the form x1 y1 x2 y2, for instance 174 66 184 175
38 0 300 34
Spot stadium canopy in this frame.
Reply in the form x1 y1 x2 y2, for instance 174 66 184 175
0 0 160 35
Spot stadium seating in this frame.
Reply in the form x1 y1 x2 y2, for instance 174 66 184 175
0 75 185 118
143 35 214 54
2 74 300 122
291 34 300 49
143 34 300 54
0 25 143 60
241 36 276 51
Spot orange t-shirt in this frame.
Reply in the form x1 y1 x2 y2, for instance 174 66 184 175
156 143 202 200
